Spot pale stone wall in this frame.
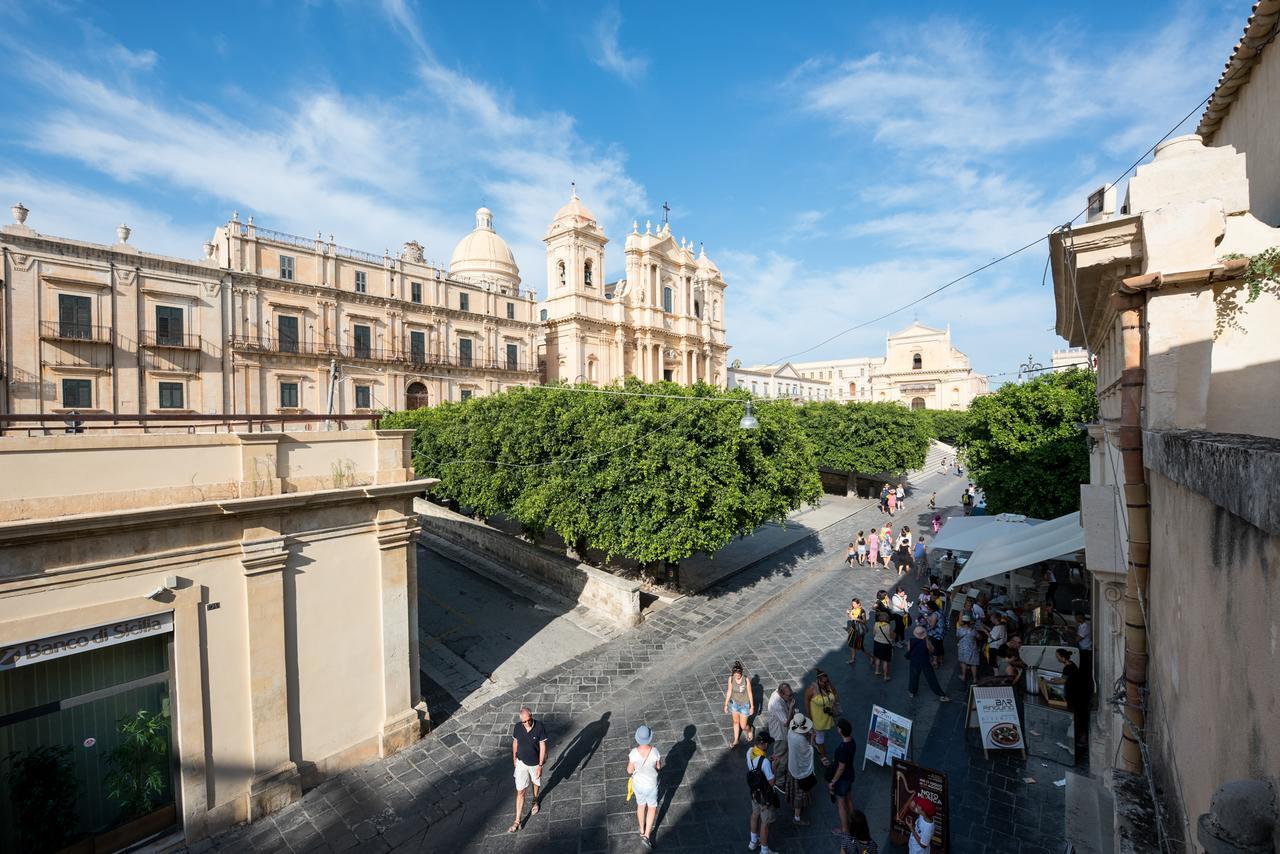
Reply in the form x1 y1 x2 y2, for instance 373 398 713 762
1144 468 1280 836
415 498 642 627
0 430 434 842
1209 36 1280 227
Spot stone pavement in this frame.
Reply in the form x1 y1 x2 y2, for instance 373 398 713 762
192 469 1070 854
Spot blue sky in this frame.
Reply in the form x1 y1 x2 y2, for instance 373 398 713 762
0 1 1249 377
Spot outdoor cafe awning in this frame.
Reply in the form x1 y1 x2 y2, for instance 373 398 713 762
930 513 1046 552
948 512 1084 590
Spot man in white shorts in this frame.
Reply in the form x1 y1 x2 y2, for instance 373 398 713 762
509 706 548 833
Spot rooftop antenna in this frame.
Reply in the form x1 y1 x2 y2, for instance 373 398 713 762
662 201 670 225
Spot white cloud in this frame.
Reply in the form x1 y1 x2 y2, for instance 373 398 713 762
1 2 649 298
590 5 649 84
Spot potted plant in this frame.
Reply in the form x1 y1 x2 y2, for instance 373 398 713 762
104 709 171 824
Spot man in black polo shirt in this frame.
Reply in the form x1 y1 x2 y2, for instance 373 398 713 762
509 706 548 833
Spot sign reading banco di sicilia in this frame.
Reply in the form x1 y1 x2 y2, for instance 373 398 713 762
0 613 174 670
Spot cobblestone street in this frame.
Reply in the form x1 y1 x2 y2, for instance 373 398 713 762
195 471 1070 854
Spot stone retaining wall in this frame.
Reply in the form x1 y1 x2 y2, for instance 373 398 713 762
413 498 642 627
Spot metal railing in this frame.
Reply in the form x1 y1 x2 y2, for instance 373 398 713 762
229 335 336 357
0 412 381 437
226 335 539 373
40 321 112 343
141 330 202 350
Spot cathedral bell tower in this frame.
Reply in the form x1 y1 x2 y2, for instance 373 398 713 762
544 184 608 297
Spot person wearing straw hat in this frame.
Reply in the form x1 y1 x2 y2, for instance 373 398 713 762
785 712 817 826
627 725 663 848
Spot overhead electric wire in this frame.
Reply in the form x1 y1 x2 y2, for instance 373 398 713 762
768 46 1260 367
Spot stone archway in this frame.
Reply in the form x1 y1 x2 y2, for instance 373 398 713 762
406 382 429 410
911 397 926 410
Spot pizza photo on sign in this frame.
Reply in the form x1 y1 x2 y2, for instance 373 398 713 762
987 722 1021 747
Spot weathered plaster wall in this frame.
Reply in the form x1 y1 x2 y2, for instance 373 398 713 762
1145 469 1280 840
1211 38 1280 227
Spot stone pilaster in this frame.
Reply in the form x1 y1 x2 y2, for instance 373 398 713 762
237 434 283 498
240 528 301 819
375 508 426 754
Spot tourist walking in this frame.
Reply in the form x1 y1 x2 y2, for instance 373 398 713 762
856 531 868 566
766 683 794 783
724 660 755 747
746 731 780 854
847 598 871 667
627 725 663 848
961 489 973 515
509 706 548 833
914 536 928 577
879 484 889 514
887 488 897 516
867 529 880 568
836 808 879 854
955 614 982 685
805 670 839 767
786 713 817 826
827 719 857 834
896 483 906 506
846 540 857 568
929 491 936 510
895 529 913 578
880 525 894 568
932 513 942 534
872 609 894 681
907 626 951 702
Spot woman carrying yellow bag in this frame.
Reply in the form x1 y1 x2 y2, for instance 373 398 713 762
627 725 663 848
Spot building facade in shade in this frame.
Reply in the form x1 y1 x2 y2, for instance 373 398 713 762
1048 3 1280 843
0 206 540 421
746 322 988 409
0 427 432 847
539 190 730 386
727 361 833 400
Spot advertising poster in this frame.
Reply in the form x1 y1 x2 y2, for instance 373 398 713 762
862 704 913 768
890 758 948 852
967 685 1026 757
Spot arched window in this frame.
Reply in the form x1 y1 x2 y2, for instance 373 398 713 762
712 300 719 321
557 260 566 287
584 259 593 287
540 308 548 321
848 381 857 397
911 397 926 410
587 357 598 382
912 353 922 370
662 286 673 312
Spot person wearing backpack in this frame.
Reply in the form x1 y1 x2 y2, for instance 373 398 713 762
961 489 973 516
746 731 780 854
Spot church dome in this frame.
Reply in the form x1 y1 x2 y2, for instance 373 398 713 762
551 187 598 229
449 206 520 286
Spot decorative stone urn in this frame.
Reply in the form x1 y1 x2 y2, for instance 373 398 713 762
203 241 216 259
117 223 131 243
11 202 28 224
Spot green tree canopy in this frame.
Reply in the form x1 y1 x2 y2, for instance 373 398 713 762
920 409 971 447
959 368 1098 518
795 401 931 475
382 379 822 566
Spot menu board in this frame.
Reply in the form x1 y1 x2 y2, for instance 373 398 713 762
863 704 913 768
967 685 1025 757
890 759 948 853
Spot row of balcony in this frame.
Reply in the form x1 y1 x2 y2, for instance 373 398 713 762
229 335 539 373
40 321 202 350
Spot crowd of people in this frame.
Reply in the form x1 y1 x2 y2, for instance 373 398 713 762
502 478 1091 853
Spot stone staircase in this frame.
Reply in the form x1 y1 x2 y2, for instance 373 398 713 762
913 440 958 479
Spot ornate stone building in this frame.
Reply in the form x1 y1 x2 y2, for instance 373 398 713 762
748 322 988 409
0 205 540 422
539 190 730 386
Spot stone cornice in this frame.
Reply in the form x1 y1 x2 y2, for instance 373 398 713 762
1 231 222 280
0 479 439 546
241 536 290 576
376 515 422 551
1144 428 1280 536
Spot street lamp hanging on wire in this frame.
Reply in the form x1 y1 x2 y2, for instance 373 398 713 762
1018 354 1043 380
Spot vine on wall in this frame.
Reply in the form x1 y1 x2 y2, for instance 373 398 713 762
1216 247 1280 337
